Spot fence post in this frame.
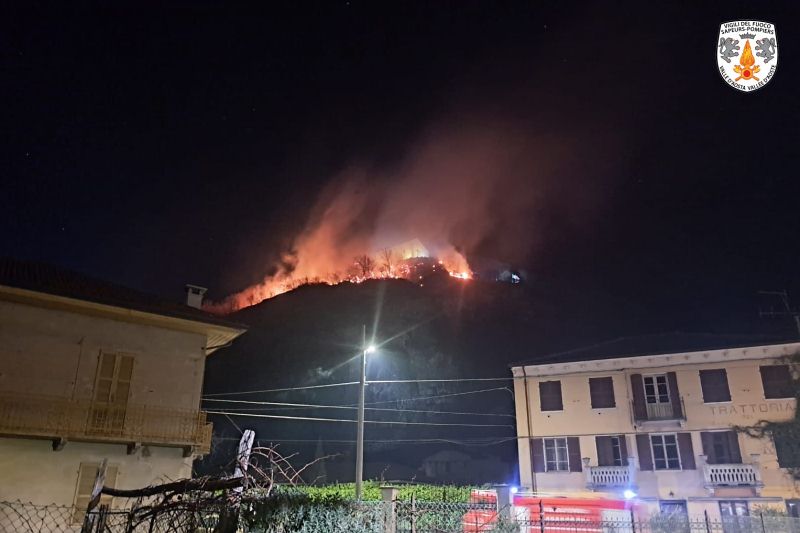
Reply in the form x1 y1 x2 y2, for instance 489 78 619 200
381 486 399 533
760 512 766 533
411 493 417 533
96 504 108 533
704 509 712 533
539 499 545 533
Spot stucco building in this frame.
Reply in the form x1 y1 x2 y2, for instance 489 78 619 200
0 258 246 517
511 335 800 522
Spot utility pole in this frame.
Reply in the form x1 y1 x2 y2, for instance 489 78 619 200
355 324 367 500
759 290 800 337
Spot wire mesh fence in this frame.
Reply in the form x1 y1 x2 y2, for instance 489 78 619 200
4 498 800 533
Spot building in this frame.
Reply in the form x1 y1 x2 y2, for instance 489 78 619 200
0 258 246 516
511 334 800 522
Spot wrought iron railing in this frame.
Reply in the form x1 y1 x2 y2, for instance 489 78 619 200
0 392 211 454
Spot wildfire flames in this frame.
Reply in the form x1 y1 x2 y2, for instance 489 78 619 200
204 244 470 314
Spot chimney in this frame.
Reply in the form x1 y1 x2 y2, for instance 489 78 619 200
185 284 207 309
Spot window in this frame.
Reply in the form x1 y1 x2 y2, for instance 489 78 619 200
651 434 681 470
786 500 800 519
701 431 742 464
589 377 616 408
89 352 134 434
699 369 731 403
73 463 118 524
644 375 670 404
596 435 626 466
660 500 687 516
539 380 563 411
543 438 569 471
760 365 794 399
719 501 749 533
773 427 800 468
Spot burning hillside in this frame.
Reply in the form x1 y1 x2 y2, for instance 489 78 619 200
205 115 611 315
204 238 471 314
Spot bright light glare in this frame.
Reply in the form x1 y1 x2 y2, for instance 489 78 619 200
510 486 518 494
365 345 377 354
623 489 637 500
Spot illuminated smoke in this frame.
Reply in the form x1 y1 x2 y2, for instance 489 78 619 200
205 116 601 313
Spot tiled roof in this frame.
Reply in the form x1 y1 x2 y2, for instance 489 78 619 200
0 257 246 330
512 331 800 367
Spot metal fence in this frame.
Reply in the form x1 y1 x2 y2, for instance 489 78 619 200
4 499 800 533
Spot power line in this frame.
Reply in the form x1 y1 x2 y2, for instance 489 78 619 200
364 386 513 406
204 381 358 397
203 398 514 418
203 379 515 399
367 378 512 384
205 410 514 428
213 436 517 446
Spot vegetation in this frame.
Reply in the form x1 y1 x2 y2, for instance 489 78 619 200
280 481 477 502
735 353 800 479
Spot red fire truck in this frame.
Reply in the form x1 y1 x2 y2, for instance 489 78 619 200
462 489 636 532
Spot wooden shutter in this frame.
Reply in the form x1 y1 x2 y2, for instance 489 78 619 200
619 435 629 466
630 374 647 420
589 377 616 408
531 438 545 472
539 381 563 411
72 463 118 524
699 369 731 403
636 434 653 470
760 365 794 399
701 432 717 464
567 437 582 472
667 372 683 419
596 436 613 466
727 431 742 463
677 433 695 469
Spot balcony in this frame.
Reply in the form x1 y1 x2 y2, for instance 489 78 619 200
700 455 764 495
0 392 212 455
632 397 687 423
583 458 638 491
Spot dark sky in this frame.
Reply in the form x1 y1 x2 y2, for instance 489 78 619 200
3 2 800 337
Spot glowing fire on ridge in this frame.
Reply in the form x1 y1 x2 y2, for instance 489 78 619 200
203 240 471 314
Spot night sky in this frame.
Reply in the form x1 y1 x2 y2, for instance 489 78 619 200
3 2 800 338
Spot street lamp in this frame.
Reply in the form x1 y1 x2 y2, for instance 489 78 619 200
355 325 376 500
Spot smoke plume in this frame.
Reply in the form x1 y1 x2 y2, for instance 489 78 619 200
205 116 609 313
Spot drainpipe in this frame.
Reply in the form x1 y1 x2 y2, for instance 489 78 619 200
522 367 536 492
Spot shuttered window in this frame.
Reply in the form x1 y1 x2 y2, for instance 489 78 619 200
544 438 569 471
701 431 742 464
596 435 627 466
651 434 681 470
700 369 731 403
589 377 616 408
773 427 800 468
539 381 563 411
73 463 118 524
649 433 695 470
760 365 794 399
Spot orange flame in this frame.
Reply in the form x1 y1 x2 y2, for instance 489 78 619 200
740 40 755 67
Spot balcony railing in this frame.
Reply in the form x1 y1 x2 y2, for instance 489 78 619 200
632 397 687 422
584 458 638 491
0 392 211 455
702 462 763 489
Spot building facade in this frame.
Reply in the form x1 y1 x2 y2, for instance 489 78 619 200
512 340 800 522
0 259 246 517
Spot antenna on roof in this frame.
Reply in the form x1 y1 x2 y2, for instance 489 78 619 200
758 290 800 337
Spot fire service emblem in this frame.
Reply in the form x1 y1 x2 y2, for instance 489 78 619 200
718 21 777 92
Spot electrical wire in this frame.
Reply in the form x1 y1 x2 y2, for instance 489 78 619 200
205 410 514 428
202 398 514 418
203 379 515 399
363 386 513 406
212 436 518 446
204 381 358 397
